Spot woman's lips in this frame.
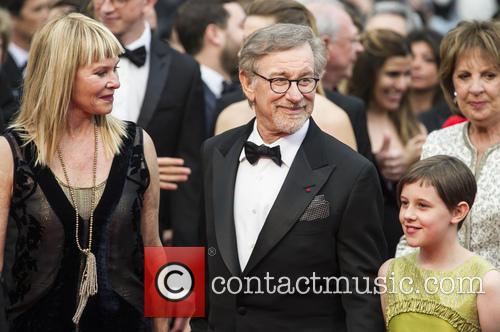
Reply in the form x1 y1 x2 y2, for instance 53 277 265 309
100 95 114 102
468 101 487 109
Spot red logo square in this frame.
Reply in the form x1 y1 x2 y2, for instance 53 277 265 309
144 247 205 317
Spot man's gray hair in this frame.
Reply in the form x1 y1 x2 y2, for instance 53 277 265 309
301 0 344 41
239 23 327 77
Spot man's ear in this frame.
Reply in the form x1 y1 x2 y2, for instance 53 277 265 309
144 0 157 12
450 201 470 226
239 70 255 104
205 23 225 48
322 35 333 62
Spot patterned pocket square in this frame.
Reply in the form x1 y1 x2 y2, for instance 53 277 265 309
299 194 330 221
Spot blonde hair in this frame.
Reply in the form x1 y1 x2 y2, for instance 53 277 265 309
10 13 126 166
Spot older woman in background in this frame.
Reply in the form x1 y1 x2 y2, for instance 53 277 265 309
396 20 500 270
0 14 164 331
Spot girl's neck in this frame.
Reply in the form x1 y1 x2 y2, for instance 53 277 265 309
418 237 470 271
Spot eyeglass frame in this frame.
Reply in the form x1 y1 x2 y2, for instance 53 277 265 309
252 71 320 94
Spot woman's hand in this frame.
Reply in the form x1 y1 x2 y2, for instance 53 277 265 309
403 134 426 167
375 134 426 182
374 135 406 182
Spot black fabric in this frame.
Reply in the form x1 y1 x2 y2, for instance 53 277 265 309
243 141 281 166
1 53 23 106
193 119 387 332
120 46 147 67
324 90 373 163
244 141 282 166
0 64 21 124
418 99 452 133
138 37 205 246
1 122 150 331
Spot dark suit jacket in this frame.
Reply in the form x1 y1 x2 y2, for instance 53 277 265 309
194 119 387 332
137 36 206 245
1 53 23 105
324 90 373 163
0 70 19 126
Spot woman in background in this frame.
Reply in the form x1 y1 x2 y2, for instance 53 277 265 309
349 29 426 256
396 20 500 269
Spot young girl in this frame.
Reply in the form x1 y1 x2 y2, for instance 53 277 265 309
378 155 500 332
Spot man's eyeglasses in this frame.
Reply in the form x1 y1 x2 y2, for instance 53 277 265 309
252 71 319 94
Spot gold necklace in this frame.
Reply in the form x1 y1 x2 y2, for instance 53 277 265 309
57 123 98 325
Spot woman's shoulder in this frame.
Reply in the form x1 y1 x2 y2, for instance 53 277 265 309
426 122 467 143
215 101 253 135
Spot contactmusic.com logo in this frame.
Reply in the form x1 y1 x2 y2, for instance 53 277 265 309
144 247 205 317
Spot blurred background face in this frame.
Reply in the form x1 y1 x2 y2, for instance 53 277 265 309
14 0 50 43
372 56 411 112
410 41 439 91
326 15 363 82
243 15 276 39
452 49 500 127
93 0 150 44
220 2 245 78
365 13 407 36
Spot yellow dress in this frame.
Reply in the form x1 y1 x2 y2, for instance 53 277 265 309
385 253 495 332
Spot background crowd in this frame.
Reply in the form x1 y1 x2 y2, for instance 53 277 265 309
0 0 499 331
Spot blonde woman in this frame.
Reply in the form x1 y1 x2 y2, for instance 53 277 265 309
0 14 164 331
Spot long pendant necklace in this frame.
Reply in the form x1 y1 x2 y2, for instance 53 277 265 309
57 123 98 325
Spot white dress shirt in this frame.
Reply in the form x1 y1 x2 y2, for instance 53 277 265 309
8 42 29 70
200 65 225 98
234 119 309 270
112 23 151 122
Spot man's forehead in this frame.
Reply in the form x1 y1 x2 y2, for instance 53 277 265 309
254 46 315 75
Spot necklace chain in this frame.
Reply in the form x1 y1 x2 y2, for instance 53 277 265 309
57 124 98 253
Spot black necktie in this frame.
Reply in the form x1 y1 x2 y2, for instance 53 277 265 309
221 80 239 95
244 141 282 166
121 46 146 67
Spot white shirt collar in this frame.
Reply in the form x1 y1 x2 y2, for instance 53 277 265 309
125 22 151 53
200 65 225 98
239 119 310 167
8 42 29 68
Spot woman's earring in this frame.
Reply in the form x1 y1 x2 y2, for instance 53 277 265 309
453 91 457 103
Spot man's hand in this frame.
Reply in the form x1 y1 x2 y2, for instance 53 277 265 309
158 157 191 190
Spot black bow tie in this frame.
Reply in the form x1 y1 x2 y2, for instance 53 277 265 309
244 141 282 166
121 46 146 67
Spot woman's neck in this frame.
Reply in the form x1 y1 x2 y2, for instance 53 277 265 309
65 112 95 139
409 89 436 115
468 123 500 153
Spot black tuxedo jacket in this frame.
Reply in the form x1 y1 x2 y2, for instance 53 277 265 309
138 37 206 245
195 119 387 332
324 90 373 163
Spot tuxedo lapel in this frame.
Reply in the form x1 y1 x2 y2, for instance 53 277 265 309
212 121 254 276
137 37 172 128
243 120 336 275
